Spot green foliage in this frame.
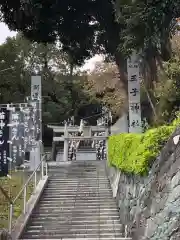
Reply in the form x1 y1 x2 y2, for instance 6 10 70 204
0 34 103 146
172 111 180 126
0 0 128 85
108 125 176 175
153 42 180 125
1 0 179 99
0 0 119 65
115 0 178 56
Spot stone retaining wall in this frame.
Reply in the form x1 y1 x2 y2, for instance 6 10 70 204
107 128 180 240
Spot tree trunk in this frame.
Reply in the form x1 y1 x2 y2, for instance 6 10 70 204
141 51 159 123
114 52 128 95
161 37 172 61
68 59 75 116
142 80 157 120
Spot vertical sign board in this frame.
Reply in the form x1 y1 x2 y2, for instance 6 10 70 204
23 104 35 152
31 76 42 142
31 76 42 101
23 105 30 153
0 108 10 177
127 52 142 133
30 76 42 171
18 108 25 162
30 101 40 142
10 108 25 167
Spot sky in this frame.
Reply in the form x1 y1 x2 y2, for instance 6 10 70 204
0 22 103 71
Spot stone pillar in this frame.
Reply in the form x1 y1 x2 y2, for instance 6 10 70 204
51 141 56 161
29 141 41 171
105 128 109 162
63 123 68 162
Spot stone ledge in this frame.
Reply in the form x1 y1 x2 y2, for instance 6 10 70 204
11 176 48 240
22 238 132 240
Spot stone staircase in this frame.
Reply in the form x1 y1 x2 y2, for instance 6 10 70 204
56 146 97 162
20 161 128 239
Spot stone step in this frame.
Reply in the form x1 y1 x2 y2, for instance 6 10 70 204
44 185 111 188
44 189 111 192
37 201 117 206
42 194 113 198
42 192 112 195
43 194 111 201
45 184 112 189
46 183 110 186
30 215 120 221
37 204 117 209
48 179 109 181
47 182 109 185
29 219 121 225
43 189 112 192
40 198 116 203
46 184 110 187
33 209 119 214
21 235 127 240
47 181 110 184
32 210 119 215
22 238 131 240
23 231 122 238
22 231 123 239
27 224 122 231
36 205 117 210
49 174 107 176
47 180 108 182
35 205 118 209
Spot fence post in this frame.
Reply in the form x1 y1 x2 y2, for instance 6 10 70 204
46 162 48 176
23 187 27 214
9 204 13 233
41 160 44 179
34 171 37 190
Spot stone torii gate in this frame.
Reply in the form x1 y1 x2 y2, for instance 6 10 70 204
47 124 109 162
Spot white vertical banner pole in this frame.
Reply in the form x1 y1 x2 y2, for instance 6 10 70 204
127 52 142 133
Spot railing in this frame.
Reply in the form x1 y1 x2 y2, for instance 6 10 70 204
8 154 48 233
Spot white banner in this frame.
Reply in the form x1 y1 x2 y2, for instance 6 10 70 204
127 52 142 133
31 76 41 101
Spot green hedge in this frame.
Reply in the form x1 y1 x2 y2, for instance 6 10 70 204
108 125 176 175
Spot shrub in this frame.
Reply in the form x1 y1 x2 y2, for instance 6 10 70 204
108 125 175 175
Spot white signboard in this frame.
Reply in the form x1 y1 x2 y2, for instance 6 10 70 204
31 76 41 101
127 52 142 133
